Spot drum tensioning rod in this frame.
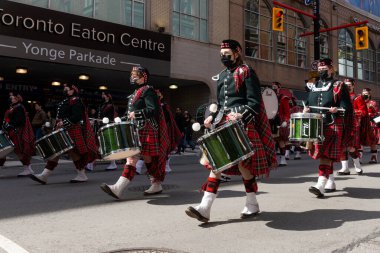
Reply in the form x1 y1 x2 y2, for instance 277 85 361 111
308 106 345 112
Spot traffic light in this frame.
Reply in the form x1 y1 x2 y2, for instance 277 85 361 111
272 7 284 32
355 26 368 50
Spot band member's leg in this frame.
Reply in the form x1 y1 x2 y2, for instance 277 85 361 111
185 171 221 222
338 150 350 175
369 145 378 164
15 149 34 177
239 164 260 218
143 155 164 195
69 151 88 183
278 141 287 166
106 160 117 171
309 158 332 197
349 147 363 174
100 156 138 199
294 145 302 160
325 162 336 193
285 144 291 160
30 157 59 184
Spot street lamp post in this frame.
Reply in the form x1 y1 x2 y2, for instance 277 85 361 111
313 0 320 61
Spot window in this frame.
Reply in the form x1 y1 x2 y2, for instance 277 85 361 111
276 10 307 67
173 0 208 42
9 0 48 8
94 0 145 28
338 29 354 78
50 0 94 17
377 46 380 84
245 0 273 61
357 41 375 82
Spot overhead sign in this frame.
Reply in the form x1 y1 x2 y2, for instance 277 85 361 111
311 60 318 70
305 0 313 6
0 35 170 76
0 0 171 69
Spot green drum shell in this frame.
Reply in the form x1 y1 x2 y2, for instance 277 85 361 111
0 131 14 158
35 129 74 160
289 113 323 142
98 122 141 160
197 121 255 173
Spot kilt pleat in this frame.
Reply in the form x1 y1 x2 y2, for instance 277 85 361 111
310 117 344 162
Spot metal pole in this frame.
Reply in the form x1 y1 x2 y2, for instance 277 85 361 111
313 0 320 60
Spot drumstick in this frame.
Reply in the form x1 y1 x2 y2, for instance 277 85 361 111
308 106 345 112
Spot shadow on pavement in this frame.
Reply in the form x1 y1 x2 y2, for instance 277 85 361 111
336 187 380 199
261 176 355 184
198 209 380 231
146 189 267 206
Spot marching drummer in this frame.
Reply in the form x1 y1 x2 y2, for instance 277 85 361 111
0 93 35 177
100 66 173 199
271 82 291 166
30 83 98 184
337 78 363 176
363 88 379 163
303 58 352 197
85 91 118 172
185 39 277 223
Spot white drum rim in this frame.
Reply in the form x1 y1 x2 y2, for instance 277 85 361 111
197 120 237 141
101 148 141 160
291 112 323 119
289 137 320 142
36 128 66 143
40 145 75 161
0 146 14 157
98 121 134 133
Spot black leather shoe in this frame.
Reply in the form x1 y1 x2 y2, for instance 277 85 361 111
240 211 260 219
337 171 350 175
294 157 301 160
324 188 336 193
185 206 209 223
309 186 324 198
278 164 287 167
100 184 120 200
356 170 363 175
29 174 46 185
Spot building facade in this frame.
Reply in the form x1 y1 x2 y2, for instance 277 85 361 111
1 0 379 118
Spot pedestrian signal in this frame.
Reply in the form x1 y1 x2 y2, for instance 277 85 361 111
355 26 368 50
272 7 284 32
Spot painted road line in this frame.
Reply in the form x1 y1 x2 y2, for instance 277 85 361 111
0 234 29 253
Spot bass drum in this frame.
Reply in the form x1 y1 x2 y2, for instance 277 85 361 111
262 88 278 120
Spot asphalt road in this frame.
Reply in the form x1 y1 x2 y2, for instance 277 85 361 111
0 149 379 253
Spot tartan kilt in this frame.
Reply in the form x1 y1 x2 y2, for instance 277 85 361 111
67 124 88 155
369 121 380 146
138 123 160 156
276 125 290 142
7 126 34 157
223 122 272 177
342 114 361 149
360 116 377 146
309 117 344 162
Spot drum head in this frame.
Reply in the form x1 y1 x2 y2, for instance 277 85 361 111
103 149 140 160
0 146 14 158
262 88 278 119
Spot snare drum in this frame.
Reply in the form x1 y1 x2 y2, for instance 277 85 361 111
98 122 140 160
289 113 323 142
36 128 75 160
197 121 255 173
0 130 14 158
